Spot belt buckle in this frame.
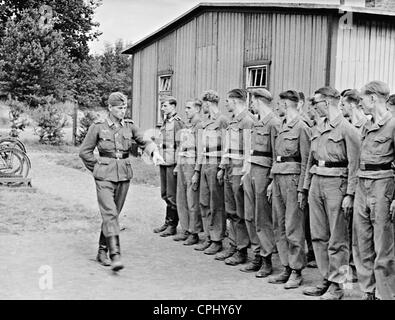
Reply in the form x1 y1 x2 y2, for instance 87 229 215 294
360 163 366 170
115 151 122 159
250 150 254 155
277 156 282 162
318 160 325 167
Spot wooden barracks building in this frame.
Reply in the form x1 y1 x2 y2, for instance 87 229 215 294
122 0 395 129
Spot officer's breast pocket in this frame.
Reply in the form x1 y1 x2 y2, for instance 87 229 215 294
254 130 270 150
373 135 392 155
327 132 345 158
122 132 133 150
282 134 299 153
98 132 114 151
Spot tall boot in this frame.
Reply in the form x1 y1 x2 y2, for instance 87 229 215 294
96 231 111 266
106 235 124 271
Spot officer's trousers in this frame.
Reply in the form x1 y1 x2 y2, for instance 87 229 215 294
224 165 250 250
243 164 275 257
199 163 226 242
159 164 178 227
308 175 349 283
353 177 395 299
95 179 130 237
272 174 306 270
177 163 202 234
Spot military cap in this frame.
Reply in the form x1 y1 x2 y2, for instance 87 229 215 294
314 86 340 99
251 88 273 102
279 90 300 102
108 92 127 106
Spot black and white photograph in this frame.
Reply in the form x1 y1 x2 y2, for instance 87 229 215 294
0 0 395 308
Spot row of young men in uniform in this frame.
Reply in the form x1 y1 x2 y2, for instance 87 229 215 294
152 81 395 300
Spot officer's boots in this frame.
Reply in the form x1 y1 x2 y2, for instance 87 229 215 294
256 254 273 278
96 231 111 267
240 255 262 273
106 235 124 272
268 265 292 284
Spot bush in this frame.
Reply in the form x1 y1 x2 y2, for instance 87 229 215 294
30 96 67 145
8 99 29 137
76 110 98 145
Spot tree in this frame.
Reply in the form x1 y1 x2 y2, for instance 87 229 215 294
0 9 74 102
0 0 102 61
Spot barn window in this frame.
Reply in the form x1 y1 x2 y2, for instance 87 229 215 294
246 65 268 89
157 74 173 126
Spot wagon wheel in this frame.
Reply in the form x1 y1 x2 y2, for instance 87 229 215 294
0 137 27 153
0 147 31 178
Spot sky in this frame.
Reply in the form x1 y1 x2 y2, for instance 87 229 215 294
88 0 343 55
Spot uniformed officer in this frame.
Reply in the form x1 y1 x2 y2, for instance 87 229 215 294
173 99 203 245
79 92 164 271
240 88 279 277
153 96 185 237
298 91 317 269
267 90 310 289
354 81 395 300
195 90 228 254
302 86 360 300
215 89 254 266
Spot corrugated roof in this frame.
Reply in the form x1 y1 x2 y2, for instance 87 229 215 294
122 2 395 54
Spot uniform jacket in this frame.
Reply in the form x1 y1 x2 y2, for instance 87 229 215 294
219 109 255 175
196 112 229 168
303 114 360 195
175 116 202 169
246 112 280 168
79 117 157 182
158 113 185 166
271 115 311 192
358 111 395 180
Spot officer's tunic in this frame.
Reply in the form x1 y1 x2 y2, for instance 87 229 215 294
219 109 254 251
197 113 229 242
79 117 156 237
303 114 360 283
175 117 203 234
157 112 185 227
271 115 311 270
243 112 279 258
353 111 395 299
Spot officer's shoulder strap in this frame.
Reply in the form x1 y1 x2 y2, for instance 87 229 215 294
124 119 134 124
173 114 183 121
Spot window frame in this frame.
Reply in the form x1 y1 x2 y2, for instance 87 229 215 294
244 60 271 106
157 72 173 126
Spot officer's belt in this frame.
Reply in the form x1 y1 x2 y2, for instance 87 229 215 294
312 159 348 168
276 156 301 163
205 146 222 152
99 151 129 159
360 162 392 171
250 150 271 157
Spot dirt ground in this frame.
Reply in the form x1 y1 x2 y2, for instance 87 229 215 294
0 141 363 300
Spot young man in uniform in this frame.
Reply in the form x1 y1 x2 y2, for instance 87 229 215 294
302 87 360 300
340 89 368 134
240 88 280 278
153 97 185 237
215 89 254 266
267 90 310 289
195 90 229 254
79 92 164 271
173 99 203 245
354 81 395 300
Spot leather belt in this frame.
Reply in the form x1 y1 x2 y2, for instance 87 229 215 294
99 151 129 159
250 150 271 157
360 162 392 171
205 146 222 152
276 156 301 163
312 159 348 168
229 149 243 155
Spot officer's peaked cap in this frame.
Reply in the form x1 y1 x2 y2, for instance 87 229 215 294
108 92 127 106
